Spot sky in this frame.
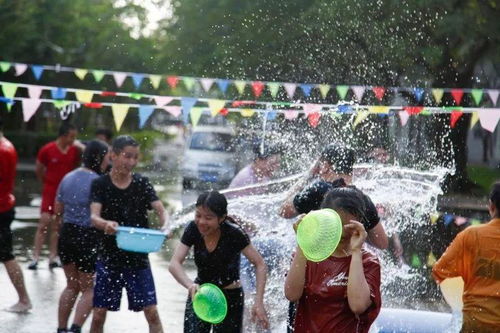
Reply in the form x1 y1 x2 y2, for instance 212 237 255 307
115 0 172 38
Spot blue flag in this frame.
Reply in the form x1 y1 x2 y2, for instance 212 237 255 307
51 87 67 100
181 97 197 124
216 80 230 94
31 65 44 80
300 84 313 97
138 105 155 129
132 74 145 89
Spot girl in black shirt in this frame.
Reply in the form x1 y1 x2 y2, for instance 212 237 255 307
169 191 269 332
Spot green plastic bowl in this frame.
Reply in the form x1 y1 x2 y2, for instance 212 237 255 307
193 283 227 324
297 208 343 262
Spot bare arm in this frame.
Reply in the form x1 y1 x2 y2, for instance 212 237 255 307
367 222 389 250
279 176 310 218
168 243 199 298
151 200 169 230
90 202 118 234
284 246 307 302
53 200 64 226
35 160 46 183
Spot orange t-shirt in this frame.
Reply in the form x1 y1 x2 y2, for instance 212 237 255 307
432 219 500 331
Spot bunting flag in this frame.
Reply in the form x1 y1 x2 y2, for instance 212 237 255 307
478 109 500 132
54 100 72 109
31 65 44 80
27 85 43 99
426 251 437 267
113 72 127 87
0 61 11 72
372 86 385 101
51 88 67 100
451 89 464 105
284 83 297 99
267 82 280 98
92 70 105 83
153 96 173 107
308 112 321 128
471 89 483 106
302 104 322 115
413 88 425 103
368 106 389 114
149 75 162 89
182 77 196 91
300 84 313 97
21 99 41 122
14 64 28 76
336 85 349 100
450 110 463 128
399 110 410 126
216 80 230 94
266 110 278 121
74 68 88 80
111 104 130 131
403 106 424 115
163 106 181 117
166 76 179 89
284 110 299 120
470 112 479 129
353 110 370 128
208 99 226 116
75 90 94 103
338 104 352 113
1 83 18 100
488 90 499 105
138 105 155 128
351 86 365 102
200 78 214 92
432 89 444 104
131 74 144 89
318 84 331 99
252 81 265 98
219 108 229 116
181 97 197 124
234 80 246 95
129 93 144 100
411 253 422 268
190 107 204 126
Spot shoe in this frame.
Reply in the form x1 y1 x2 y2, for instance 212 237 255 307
27 261 38 270
48 259 62 269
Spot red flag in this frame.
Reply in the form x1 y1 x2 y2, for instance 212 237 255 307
166 76 179 88
308 112 321 128
219 108 229 116
232 101 255 107
84 103 103 109
450 110 463 128
252 81 265 98
403 106 424 115
372 86 385 101
451 89 464 105
101 91 117 96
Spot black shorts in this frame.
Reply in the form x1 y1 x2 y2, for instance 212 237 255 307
58 223 98 273
0 209 15 262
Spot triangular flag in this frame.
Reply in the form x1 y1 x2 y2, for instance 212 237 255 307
368 106 389 114
284 83 297 99
153 96 173 107
488 90 499 105
411 253 421 268
471 89 483 106
267 82 280 98
307 112 321 128
1 83 18 99
182 77 196 91
167 76 179 89
129 93 144 100
266 110 278 121
399 110 410 126
200 78 214 92
450 110 463 128
74 68 88 80
413 88 425 102
83 102 102 109
53 100 71 109
111 104 130 131
27 85 43 99
336 85 349 100
284 110 299 120
113 72 127 87
234 80 246 95
351 86 365 102
300 84 313 97
138 105 155 129
403 106 424 115
478 108 500 132
302 104 322 115
426 251 437 267
22 99 41 122
252 81 265 98
92 70 105 83
14 64 28 76
432 89 444 104
0 61 11 72
216 79 231 94
181 97 197 124
31 65 44 80
451 89 464 105
75 90 94 103
318 84 331 99
149 75 162 89
470 111 479 129
163 106 181 117
338 104 352 113
219 108 229 116
241 108 255 117
353 110 370 128
50 88 67 100
207 99 226 116
131 74 144 89
372 86 385 101
190 107 204 126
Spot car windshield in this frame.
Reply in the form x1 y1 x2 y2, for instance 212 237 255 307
189 132 234 152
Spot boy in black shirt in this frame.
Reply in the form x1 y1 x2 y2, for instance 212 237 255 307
90 135 167 333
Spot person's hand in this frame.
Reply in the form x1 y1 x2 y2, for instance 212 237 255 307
188 283 199 299
292 214 306 234
251 301 270 330
308 159 321 178
104 221 119 235
344 220 367 252
392 236 404 258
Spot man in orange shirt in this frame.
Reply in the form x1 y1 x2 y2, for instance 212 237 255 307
433 182 500 333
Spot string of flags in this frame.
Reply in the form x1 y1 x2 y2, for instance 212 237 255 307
2 81 500 132
0 60 499 106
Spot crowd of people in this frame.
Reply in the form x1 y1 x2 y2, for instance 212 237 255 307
1 118 499 333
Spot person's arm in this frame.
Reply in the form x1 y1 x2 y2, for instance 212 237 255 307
367 222 389 249
168 243 199 298
35 160 46 184
284 246 308 302
53 200 64 226
432 231 467 284
151 200 169 231
90 202 118 235
242 244 269 329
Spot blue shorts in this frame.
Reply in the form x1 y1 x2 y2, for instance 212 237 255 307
93 261 157 312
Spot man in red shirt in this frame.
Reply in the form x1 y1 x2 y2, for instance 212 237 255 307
0 118 32 312
29 122 80 269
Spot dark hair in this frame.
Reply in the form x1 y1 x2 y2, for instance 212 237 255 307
489 182 500 213
112 135 139 153
83 140 109 174
253 141 281 160
58 122 77 137
321 187 367 223
319 143 355 174
0 117 3 131
195 191 228 218
95 128 113 142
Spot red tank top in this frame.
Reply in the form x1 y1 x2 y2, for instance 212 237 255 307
0 136 17 212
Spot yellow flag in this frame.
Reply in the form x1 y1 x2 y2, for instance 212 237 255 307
207 99 226 117
432 89 444 104
75 90 94 103
241 108 255 117
470 111 479 129
149 75 162 89
190 107 203 127
234 81 246 95
74 69 88 80
353 110 370 128
111 104 130 131
426 251 437 267
317 84 331 99
368 106 389 114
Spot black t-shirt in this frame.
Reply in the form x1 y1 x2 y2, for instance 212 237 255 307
293 178 380 231
90 173 159 269
181 220 250 288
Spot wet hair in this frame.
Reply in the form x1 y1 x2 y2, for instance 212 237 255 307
58 122 76 137
319 143 355 175
489 182 500 214
253 141 281 160
95 128 113 142
321 187 367 223
112 135 139 153
82 140 109 174
195 191 228 218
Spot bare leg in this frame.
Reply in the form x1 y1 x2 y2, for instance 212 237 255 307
90 308 107 333
4 259 32 312
72 271 94 326
144 305 163 333
58 263 80 329
32 212 52 261
49 218 61 262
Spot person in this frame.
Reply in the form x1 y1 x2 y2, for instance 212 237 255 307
74 128 114 151
432 183 500 332
0 118 32 312
89 135 167 333
55 140 109 333
29 122 81 270
284 187 381 332
169 191 270 332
